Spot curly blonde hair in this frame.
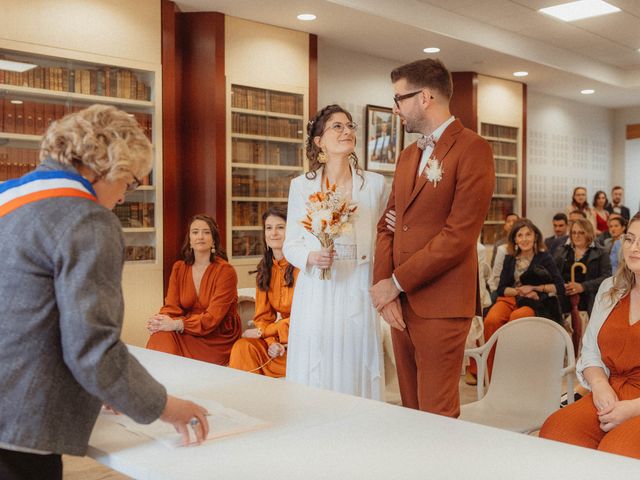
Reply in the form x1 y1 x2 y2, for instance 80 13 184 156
39 104 152 182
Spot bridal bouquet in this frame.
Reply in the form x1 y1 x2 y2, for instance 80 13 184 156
301 179 358 280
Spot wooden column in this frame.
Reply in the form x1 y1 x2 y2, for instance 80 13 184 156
450 72 478 132
161 0 183 291
309 34 318 117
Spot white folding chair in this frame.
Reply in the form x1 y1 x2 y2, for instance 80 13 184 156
460 317 575 434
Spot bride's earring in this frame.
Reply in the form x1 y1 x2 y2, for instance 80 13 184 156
317 149 327 164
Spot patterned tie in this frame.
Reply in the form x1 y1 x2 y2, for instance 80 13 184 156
417 134 435 151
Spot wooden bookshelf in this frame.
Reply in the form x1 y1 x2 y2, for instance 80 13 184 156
227 83 306 262
481 122 521 246
0 47 158 263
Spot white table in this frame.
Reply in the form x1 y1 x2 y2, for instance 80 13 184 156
88 346 640 479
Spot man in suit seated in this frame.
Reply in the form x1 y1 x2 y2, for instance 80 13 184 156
544 212 569 256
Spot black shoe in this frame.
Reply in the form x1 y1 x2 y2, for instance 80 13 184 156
560 392 582 408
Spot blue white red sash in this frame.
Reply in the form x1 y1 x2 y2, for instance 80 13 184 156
0 170 97 218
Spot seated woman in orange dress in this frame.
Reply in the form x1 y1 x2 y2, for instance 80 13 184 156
229 206 298 377
146 214 241 365
540 214 640 459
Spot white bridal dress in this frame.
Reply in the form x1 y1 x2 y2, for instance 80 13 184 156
283 167 387 400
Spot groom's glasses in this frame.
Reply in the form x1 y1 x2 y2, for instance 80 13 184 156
393 89 434 108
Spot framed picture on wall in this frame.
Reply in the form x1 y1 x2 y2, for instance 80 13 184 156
364 105 404 173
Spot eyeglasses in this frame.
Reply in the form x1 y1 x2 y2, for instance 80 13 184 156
126 174 143 193
393 89 433 108
622 234 640 249
323 121 358 134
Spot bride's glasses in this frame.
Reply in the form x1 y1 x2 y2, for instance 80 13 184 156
323 121 358 134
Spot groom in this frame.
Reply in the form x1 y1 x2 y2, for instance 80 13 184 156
370 59 494 417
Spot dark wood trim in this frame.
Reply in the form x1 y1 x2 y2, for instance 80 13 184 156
161 0 182 291
178 12 226 249
627 124 640 140
309 34 318 117
450 72 478 132
521 82 527 217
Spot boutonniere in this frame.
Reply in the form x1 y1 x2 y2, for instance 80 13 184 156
424 156 444 187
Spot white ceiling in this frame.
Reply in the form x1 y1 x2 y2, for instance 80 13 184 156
175 0 640 109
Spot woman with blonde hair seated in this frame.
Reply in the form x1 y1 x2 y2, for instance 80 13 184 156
540 213 640 459
229 206 298 376
146 214 241 365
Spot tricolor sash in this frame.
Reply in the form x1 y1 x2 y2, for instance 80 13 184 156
0 170 97 218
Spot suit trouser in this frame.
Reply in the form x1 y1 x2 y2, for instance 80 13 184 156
0 448 62 480
391 296 471 417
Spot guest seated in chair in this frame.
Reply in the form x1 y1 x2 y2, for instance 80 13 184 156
470 219 564 380
540 213 640 460
229 206 298 377
146 214 241 365
554 217 611 317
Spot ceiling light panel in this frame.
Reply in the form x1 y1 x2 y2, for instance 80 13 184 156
539 1 621 22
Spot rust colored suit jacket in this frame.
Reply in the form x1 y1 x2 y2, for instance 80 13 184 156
373 119 494 319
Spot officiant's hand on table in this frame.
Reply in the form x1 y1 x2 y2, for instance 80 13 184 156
160 395 210 446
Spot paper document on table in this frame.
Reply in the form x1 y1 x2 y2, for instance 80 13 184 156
100 397 270 448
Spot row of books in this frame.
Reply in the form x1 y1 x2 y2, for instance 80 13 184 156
496 177 517 195
231 86 303 116
232 173 291 198
0 99 152 139
232 139 303 166
487 139 518 157
0 148 38 180
486 198 516 222
481 123 518 140
232 232 263 257
231 201 284 227
482 224 504 246
232 112 303 139
114 202 155 228
125 245 156 262
0 65 151 101
495 158 517 175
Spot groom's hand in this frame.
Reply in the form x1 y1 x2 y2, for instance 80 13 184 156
379 298 405 331
370 277 400 310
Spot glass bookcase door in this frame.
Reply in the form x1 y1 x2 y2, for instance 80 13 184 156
481 122 520 246
228 83 305 261
0 48 157 263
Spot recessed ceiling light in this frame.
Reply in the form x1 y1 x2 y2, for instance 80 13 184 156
297 13 316 21
423 47 440 53
581 89 595 95
10 99 23 105
513 71 528 77
0 59 38 73
539 0 620 22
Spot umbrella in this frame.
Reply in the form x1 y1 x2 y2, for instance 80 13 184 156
569 261 587 354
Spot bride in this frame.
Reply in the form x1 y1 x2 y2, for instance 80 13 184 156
283 104 388 400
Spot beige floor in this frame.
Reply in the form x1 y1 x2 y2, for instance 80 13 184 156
62 378 480 479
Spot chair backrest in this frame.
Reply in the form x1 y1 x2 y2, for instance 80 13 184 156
483 317 575 420
237 288 256 332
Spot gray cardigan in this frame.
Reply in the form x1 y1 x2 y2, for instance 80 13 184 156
0 159 166 455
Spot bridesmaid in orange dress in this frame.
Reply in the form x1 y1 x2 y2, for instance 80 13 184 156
146 214 241 365
229 206 298 377
540 213 640 459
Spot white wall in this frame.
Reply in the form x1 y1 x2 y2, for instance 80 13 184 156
318 40 420 162
526 91 614 236
3 0 163 347
613 107 640 216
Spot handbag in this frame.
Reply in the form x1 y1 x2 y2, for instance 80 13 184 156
516 264 564 325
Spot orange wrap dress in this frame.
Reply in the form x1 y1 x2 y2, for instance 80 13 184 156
146 259 241 365
229 258 298 377
540 295 640 458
